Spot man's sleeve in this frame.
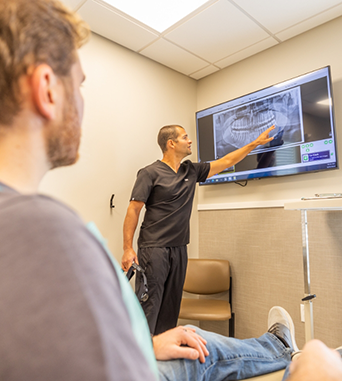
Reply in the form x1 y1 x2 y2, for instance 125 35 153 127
130 168 153 203
194 162 211 182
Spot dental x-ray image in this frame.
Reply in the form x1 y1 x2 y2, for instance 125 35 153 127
214 87 304 159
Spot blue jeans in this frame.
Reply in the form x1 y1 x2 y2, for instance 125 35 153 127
157 326 292 381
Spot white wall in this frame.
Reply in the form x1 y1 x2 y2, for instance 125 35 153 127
197 16 342 208
39 32 199 262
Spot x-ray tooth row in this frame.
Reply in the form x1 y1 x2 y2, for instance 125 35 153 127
214 88 302 155
223 108 276 148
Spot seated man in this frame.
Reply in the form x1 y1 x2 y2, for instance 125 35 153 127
1 1 342 381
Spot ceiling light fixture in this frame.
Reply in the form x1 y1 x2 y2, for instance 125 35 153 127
103 0 209 33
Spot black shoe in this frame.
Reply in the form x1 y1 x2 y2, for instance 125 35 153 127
267 306 299 352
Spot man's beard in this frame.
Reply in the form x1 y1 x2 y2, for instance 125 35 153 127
45 81 81 170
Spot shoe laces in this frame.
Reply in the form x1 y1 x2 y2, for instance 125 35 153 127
268 323 291 349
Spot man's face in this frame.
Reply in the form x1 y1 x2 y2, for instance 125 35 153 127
173 127 192 157
45 54 85 169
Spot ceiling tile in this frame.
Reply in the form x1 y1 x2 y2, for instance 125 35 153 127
77 0 159 52
234 0 342 34
140 38 209 76
63 0 342 80
164 0 270 63
190 65 220 80
215 36 278 69
275 3 342 41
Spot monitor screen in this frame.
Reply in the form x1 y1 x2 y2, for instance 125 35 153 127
196 66 338 185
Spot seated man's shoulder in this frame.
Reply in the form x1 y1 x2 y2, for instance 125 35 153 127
1 191 80 225
0 192 87 245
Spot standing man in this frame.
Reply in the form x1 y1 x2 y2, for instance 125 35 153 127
121 124 274 335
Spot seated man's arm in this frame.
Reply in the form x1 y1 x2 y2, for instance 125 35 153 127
0 195 157 381
288 339 342 381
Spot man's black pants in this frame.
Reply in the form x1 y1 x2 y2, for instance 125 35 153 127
135 246 188 335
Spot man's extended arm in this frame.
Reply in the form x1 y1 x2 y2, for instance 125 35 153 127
207 125 275 179
121 200 144 271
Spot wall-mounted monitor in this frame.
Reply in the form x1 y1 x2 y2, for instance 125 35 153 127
196 66 338 185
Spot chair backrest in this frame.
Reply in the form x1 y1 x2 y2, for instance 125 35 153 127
183 259 230 295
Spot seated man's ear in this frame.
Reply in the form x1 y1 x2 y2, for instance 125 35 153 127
31 64 61 120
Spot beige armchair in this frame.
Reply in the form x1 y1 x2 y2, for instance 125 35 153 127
179 258 234 336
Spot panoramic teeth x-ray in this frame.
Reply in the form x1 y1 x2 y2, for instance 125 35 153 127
214 87 304 158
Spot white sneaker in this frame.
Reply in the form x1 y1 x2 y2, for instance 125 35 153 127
267 306 299 352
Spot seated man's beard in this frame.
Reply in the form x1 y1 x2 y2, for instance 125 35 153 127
45 86 81 169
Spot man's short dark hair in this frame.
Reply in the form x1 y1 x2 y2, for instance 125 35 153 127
157 125 184 153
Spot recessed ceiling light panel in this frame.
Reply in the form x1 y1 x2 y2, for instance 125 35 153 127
104 0 209 32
